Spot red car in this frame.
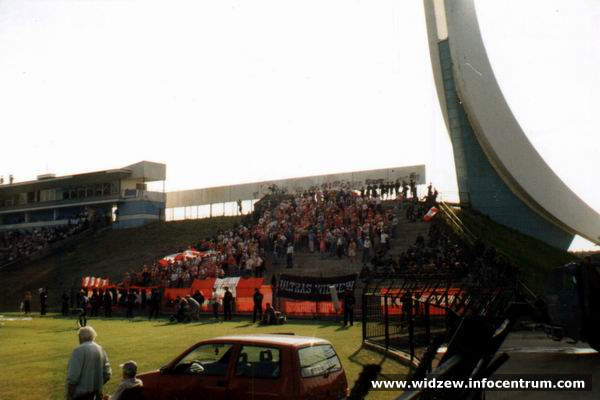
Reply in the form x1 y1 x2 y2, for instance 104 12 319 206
138 334 349 400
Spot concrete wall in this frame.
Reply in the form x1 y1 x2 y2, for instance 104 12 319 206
423 0 600 248
166 165 426 208
441 0 600 245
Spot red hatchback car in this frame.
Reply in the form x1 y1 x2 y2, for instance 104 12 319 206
138 334 349 400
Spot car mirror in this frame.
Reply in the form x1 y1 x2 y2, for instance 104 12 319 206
159 366 170 375
189 362 205 374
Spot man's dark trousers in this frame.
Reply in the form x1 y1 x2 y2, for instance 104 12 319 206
253 304 262 323
344 305 354 326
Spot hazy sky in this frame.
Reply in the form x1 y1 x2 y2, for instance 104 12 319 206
0 0 598 250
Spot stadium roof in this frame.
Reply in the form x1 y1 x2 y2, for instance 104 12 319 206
0 161 166 195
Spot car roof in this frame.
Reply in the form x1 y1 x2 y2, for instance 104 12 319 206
204 334 332 347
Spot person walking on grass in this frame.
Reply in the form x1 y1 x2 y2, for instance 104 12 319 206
66 326 111 400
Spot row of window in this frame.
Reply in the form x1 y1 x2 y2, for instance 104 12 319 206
177 344 341 379
1 182 119 208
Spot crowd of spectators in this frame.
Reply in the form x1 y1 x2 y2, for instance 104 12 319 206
0 219 90 266
368 212 516 286
122 179 428 288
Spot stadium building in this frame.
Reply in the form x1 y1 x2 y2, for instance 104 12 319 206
0 161 166 230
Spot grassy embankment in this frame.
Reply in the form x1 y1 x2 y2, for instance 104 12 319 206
0 217 241 311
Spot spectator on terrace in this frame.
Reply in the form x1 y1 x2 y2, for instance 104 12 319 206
362 236 372 265
286 242 294 269
348 240 357 263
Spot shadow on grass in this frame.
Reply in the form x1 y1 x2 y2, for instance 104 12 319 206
234 323 255 329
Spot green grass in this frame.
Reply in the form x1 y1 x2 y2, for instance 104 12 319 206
0 217 242 310
0 314 407 400
453 208 576 294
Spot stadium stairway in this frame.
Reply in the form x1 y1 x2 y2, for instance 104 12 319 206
264 206 431 282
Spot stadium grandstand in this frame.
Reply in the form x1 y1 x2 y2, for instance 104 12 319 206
0 161 166 231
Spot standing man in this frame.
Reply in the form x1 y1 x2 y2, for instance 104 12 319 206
62 291 70 316
66 326 111 400
148 289 160 320
103 291 112 318
39 288 48 316
90 290 100 317
342 288 356 327
252 288 263 323
210 289 220 320
79 291 89 327
223 287 234 321
126 290 135 319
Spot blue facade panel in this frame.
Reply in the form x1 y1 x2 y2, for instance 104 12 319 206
438 40 573 249
114 200 164 230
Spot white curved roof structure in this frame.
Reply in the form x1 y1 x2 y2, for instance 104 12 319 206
425 0 600 245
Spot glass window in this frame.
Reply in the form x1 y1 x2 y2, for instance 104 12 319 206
235 346 281 379
298 345 341 378
174 343 233 376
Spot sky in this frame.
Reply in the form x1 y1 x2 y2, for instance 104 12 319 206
0 0 598 251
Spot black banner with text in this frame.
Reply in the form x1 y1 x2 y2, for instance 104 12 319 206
277 274 357 301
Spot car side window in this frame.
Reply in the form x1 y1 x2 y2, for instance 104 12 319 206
298 344 341 378
174 343 233 376
235 345 281 379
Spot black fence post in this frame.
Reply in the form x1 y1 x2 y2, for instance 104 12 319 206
384 295 389 350
408 298 415 361
425 303 431 347
362 292 367 342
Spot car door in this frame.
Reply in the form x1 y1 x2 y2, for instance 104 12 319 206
297 344 347 400
162 342 237 400
227 344 291 400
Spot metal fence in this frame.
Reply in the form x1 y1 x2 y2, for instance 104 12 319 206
362 272 516 363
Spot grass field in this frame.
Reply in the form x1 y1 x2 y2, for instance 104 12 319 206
0 313 407 400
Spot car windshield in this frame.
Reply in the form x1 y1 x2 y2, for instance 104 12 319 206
174 343 233 376
298 344 341 378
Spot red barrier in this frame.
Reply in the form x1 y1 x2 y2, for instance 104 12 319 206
235 278 264 298
280 299 341 316
191 278 216 298
163 288 192 302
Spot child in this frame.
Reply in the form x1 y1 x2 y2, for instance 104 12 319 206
106 361 143 400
